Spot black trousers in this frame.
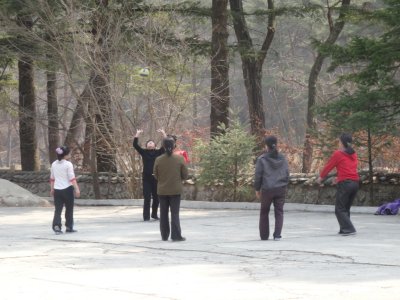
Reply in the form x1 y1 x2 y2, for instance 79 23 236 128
259 187 286 240
159 195 182 240
52 186 74 231
143 175 159 220
335 180 358 233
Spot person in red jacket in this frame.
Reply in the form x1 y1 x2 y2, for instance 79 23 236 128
168 134 190 164
317 133 359 236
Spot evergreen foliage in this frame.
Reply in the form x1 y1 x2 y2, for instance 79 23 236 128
195 117 256 201
320 0 400 133
318 0 400 199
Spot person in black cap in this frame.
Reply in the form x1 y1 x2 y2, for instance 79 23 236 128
133 128 167 221
317 133 359 236
254 136 289 241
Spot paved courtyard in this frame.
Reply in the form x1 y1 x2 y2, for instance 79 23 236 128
0 205 399 300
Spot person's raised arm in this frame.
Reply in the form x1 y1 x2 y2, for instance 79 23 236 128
133 129 145 155
157 128 167 138
156 128 167 155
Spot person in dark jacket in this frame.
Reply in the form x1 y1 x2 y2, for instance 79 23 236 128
254 136 289 241
317 133 359 236
153 137 189 242
133 128 167 221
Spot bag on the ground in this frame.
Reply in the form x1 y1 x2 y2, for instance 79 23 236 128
375 199 400 215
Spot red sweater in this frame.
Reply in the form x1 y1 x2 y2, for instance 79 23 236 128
174 149 190 164
320 150 359 183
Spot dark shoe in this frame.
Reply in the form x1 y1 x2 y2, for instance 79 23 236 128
340 231 356 236
54 226 63 235
151 216 160 220
143 218 150 222
162 238 168 241
172 237 186 242
66 228 77 233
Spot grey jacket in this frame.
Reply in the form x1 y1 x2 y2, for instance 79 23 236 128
254 152 289 191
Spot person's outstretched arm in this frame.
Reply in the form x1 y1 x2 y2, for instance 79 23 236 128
317 151 339 183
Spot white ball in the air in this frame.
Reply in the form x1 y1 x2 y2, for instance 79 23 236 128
139 68 150 77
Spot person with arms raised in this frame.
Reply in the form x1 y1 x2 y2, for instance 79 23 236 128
133 128 167 221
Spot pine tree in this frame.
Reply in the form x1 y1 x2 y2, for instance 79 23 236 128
195 117 256 201
319 0 400 200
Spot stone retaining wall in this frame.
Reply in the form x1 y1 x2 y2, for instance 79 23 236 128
0 170 399 206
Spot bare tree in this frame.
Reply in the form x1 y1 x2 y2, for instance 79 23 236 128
229 0 276 138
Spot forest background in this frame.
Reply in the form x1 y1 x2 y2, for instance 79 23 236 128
0 0 399 199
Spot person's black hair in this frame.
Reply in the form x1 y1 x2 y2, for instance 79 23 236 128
265 135 279 158
340 133 355 154
145 140 155 148
167 134 177 142
162 137 175 156
167 134 178 149
55 146 70 161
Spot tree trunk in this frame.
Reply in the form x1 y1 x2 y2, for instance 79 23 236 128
302 0 351 173
90 133 101 199
17 15 39 171
18 56 39 171
91 0 117 173
64 85 89 147
367 126 374 202
47 69 59 164
242 60 265 138
7 116 13 167
229 0 275 138
192 58 198 128
210 0 230 136
90 72 116 173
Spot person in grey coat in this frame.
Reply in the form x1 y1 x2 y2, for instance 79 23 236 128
254 136 289 241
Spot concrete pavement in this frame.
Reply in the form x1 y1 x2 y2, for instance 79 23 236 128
0 205 399 300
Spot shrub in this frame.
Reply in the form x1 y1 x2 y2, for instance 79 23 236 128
194 119 256 201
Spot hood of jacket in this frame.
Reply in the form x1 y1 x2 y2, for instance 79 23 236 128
262 152 285 169
340 150 357 160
